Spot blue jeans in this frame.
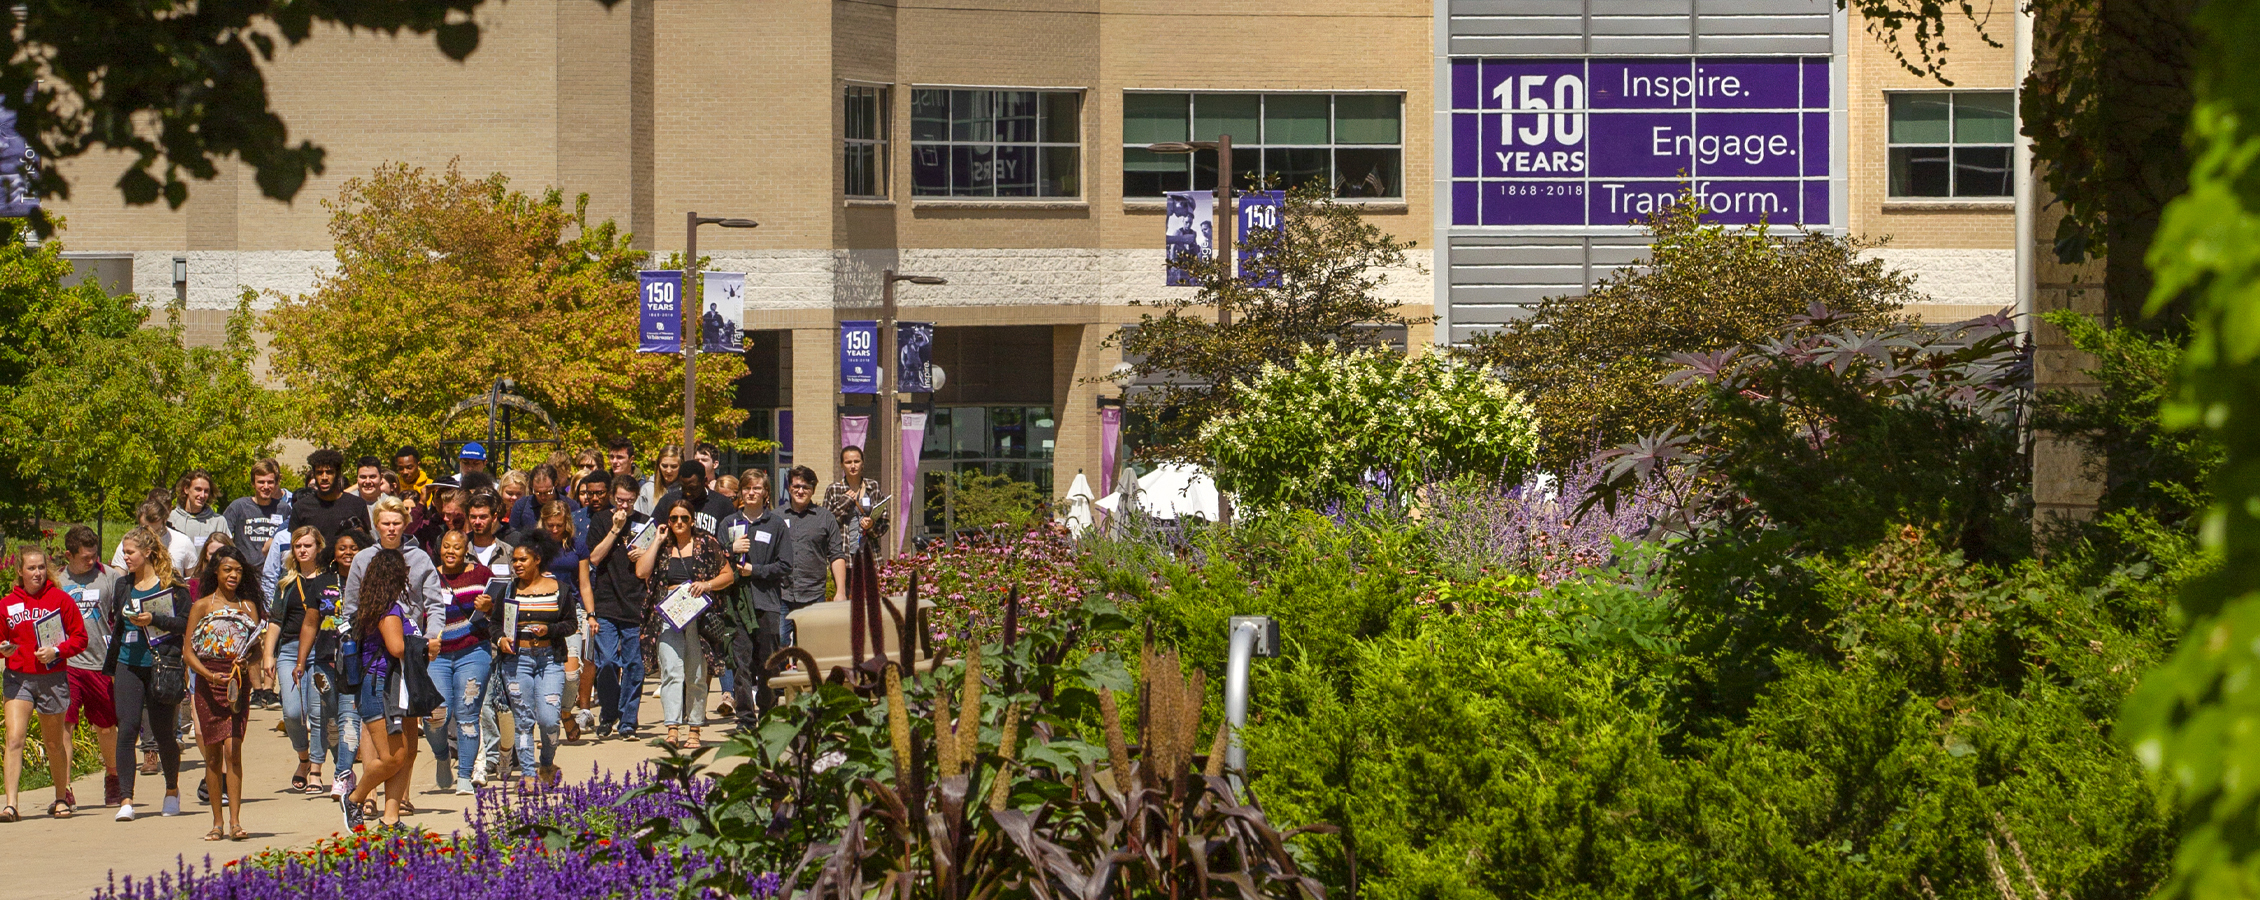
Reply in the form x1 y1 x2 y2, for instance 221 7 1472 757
508 646 566 773
592 620 643 736
425 644 493 782
275 642 310 759
480 658 510 774
300 659 356 777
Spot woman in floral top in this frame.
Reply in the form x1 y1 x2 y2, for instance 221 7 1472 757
633 498 733 749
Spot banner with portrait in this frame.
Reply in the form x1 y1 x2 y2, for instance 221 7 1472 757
1163 190 1213 286
700 271 745 353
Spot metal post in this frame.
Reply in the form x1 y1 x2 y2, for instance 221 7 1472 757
1214 136 1236 528
1222 614 1276 792
682 210 701 455
880 271 901 557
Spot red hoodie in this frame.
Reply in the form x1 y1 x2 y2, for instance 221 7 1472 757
3 581 88 675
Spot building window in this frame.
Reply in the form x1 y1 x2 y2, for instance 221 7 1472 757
1887 92 2014 198
844 85 889 198
909 89 1081 198
1123 93 1402 198
916 406 1057 535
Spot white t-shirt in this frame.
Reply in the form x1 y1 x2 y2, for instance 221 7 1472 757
111 527 197 575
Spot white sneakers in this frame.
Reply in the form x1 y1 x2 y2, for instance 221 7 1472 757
114 803 134 822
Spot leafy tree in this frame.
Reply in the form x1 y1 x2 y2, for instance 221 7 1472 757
2117 2 2260 896
0 221 285 536
932 469 1050 534
1458 197 1917 472
0 0 622 219
1199 344 1538 513
263 162 761 461
1102 184 1426 461
2031 309 2220 531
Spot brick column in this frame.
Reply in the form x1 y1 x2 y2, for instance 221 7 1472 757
792 327 837 486
1052 322 1123 503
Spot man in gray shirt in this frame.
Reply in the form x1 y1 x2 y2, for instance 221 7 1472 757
778 465 846 609
169 470 225 562
55 525 123 805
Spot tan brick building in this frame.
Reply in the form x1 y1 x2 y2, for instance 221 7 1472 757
45 0 1434 539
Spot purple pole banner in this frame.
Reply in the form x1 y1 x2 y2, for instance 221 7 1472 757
1163 190 1215 285
896 410 928 554
1236 190 1285 287
839 320 879 393
840 415 871 458
637 270 682 354
0 96 39 219
1099 405 1123 497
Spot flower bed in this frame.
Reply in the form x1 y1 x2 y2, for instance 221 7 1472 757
90 767 781 900
879 524 1093 650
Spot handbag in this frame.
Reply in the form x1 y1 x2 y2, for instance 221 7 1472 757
150 649 187 706
696 602 732 656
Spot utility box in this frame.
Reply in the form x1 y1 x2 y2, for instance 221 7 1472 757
1230 615 1280 659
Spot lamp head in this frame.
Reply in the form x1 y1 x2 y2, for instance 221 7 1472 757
1145 142 1196 154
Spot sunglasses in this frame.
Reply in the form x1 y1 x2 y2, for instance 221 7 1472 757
668 515 693 522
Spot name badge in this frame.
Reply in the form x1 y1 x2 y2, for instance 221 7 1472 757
6 603 20 617
754 531 774 544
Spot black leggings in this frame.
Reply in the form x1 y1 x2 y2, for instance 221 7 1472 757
112 664 181 799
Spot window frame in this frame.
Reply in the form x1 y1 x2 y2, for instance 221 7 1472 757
1119 91 1406 199
1883 89 2016 200
908 87 1084 199
843 83 891 199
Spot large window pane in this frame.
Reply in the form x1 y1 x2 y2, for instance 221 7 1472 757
1953 146 2012 196
1888 94 1951 144
911 90 949 142
1041 146 1080 197
845 144 876 197
1333 95 1401 144
1123 148 1188 196
923 409 953 456
1335 147 1400 197
1195 94 1259 143
951 144 994 196
1264 94 1329 144
995 91 1038 143
846 90 876 141
1041 92 1081 143
912 144 949 194
994 144 1038 196
950 90 993 142
1954 92 2014 144
1192 147 1262 192
1264 147 1329 192
1124 93 1189 145
1889 146 1951 196
950 407 987 459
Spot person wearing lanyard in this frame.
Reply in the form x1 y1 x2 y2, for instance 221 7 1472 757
53 526 123 807
106 527 190 822
500 531 578 792
268 527 335 795
633 498 734 750
824 446 888 557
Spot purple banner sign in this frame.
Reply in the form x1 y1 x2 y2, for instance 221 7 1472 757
1236 190 1285 287
637 271 682 354
839 320 879 393
1450 57 1831 228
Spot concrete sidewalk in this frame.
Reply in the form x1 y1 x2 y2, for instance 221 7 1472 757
8 699 703 900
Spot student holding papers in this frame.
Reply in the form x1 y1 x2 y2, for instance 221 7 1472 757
2 545 89 821
633 497 733 750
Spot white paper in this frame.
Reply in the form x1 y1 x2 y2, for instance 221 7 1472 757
659 582 709 631
754 530 773 544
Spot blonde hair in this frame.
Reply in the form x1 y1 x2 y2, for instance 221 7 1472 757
13 545 46 591
498 470 530 493
122 527 179 588
371 494 409 523
540 500 574 542
279 525 327 590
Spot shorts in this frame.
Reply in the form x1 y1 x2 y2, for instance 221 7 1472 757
63 668 116 728
5 669 71 716
355 670 405 734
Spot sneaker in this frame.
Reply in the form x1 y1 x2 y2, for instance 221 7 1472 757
715 700 735 718
454 783 475 797
334 769 356 800
103 774 123 807
160 795 180 817
139 750 159 776
435 764 455 792
114 803 134 822
197 781 208 804
341 794 364 831
470 761 489 787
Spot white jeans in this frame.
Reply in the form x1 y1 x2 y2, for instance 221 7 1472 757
656 626 705 727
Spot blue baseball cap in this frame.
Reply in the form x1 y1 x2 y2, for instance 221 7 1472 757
459 442 488 461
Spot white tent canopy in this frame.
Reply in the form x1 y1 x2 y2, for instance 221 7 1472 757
1093 463 1221 523
1062 471 1097 534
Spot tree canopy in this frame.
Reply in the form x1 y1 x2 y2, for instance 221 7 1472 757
1103 184 1426 461
263 162 760 462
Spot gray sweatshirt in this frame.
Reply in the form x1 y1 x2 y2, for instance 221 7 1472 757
337 536 450 639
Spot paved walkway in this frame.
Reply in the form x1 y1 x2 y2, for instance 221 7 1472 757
8 699 708 900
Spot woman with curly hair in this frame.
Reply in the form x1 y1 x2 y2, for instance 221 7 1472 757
341 548 419 830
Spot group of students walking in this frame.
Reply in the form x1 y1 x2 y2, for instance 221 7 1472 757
1 437 884 841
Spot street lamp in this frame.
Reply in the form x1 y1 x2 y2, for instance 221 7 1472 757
682 211 759 454
878 270 946 552
1144 138 1238 527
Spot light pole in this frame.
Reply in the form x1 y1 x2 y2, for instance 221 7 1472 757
1143 136 1237 526
682 211 759 454
881 269 946 554
1145 135 1235 327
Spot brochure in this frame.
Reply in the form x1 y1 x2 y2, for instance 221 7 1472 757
659 582 709 631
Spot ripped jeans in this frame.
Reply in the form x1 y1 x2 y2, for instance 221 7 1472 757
424 644 493 782
509 645 565 774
